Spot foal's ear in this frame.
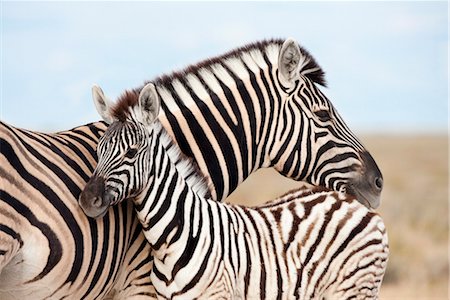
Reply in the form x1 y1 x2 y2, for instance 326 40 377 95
278 38 301 86
138 83 160 126
92 85 114 124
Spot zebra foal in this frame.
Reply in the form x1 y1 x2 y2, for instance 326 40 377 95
80 83 389 299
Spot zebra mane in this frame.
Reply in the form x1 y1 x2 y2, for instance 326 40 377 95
254 185 356 210
152 38 326 87
153 122 212 199
112 38 326 121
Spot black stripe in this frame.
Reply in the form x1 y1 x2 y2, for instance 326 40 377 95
242 208 266 299
1 190 63 283
0 223 23 246
83 210 111 297
317 213 374 295
163 81 225 200
259 210 283 300
257 61 276 168
183 73 239 196
5 129 87 199
0 139 84 287
221 63 254 180
149 174 179 249
173 203 216 296
243 62 265 169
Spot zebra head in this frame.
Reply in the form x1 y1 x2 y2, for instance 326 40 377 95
271 38 383 208
79 83 159 218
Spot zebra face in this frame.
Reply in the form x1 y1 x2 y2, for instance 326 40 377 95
80 121 153 218
272 40 382 208
79 83 160 218
270 73 383 208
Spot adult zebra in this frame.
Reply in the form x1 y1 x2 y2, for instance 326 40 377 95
93 38 383 208
79 83 389 299
2 38 381 298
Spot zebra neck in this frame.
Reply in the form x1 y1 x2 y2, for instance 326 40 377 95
153 45 284 201
134 123 211 249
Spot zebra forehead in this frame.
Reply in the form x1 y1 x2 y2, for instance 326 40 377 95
102 121 144 144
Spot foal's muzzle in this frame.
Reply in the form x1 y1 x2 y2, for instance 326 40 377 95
79 176 113 219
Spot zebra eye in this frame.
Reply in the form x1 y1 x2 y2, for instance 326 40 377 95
314 110 332 122
125 148 138 158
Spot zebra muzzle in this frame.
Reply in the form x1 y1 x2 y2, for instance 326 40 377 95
79 176 111 219
347 151 383 209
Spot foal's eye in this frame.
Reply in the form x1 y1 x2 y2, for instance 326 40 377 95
125 148 138 158
314 110 332 122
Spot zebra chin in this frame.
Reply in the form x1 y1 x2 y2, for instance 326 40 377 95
78 176 113 219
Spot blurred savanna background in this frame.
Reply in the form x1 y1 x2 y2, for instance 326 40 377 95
2 1 448 299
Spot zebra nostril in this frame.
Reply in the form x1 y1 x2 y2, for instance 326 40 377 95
93 196 103 208
374 177 383 191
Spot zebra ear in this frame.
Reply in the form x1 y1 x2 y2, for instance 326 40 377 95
92 85 114 124
138 83 160 126
278 38 301 85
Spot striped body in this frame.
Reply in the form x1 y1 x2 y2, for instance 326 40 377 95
83 116 389 299
147 187 389 299
0 121 154 299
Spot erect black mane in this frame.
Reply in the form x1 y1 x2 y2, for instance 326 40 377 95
112 39 327 120
152 38 326 88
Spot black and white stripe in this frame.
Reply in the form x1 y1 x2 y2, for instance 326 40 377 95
0 121 154 299
139 38 383 207
80 86 389 299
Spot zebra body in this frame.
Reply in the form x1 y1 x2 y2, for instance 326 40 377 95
0 121 154 299
148 187 388 299
80 84 389 299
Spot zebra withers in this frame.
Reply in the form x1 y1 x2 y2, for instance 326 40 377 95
80 83 389 299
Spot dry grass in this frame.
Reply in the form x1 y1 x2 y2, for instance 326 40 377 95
226 134 449 299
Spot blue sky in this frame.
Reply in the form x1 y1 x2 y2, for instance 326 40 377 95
1 1 448 133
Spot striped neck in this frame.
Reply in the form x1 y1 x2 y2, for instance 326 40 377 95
133 122 210 248
152 40 288 201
